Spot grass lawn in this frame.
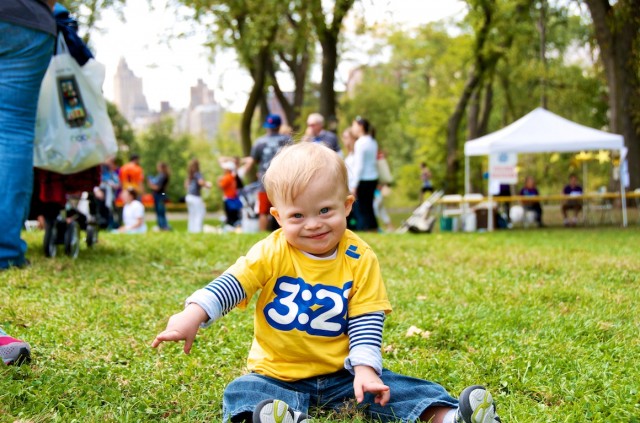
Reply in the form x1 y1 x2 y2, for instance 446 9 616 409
2 225 639 422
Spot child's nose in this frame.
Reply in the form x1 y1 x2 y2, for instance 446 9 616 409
305 217 321 229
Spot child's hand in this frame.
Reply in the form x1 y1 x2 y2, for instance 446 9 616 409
353 365 390 406
151 304 208 354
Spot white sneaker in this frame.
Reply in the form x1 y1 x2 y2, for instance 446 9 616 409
454 385 500 423
252 399 309 423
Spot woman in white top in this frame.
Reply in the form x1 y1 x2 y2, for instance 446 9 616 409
350 116 379 231
185 158 212 233
341 128 359 230
118 188 147 234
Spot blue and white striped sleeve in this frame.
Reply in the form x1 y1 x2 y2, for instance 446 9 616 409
185 273 247 328
344 311 385 376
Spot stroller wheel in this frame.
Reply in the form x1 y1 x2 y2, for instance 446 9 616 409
64 221 80 259
86 225 98 247
43 221 58 258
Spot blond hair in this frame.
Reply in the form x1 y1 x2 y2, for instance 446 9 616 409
263 142 348 205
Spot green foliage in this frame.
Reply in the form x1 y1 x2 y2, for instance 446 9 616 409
106 101 138 164
342 3 610 199
137 118 192 203
2 228 640 421
57 0 126 44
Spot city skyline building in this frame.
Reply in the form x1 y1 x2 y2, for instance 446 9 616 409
112 57 150 127
112 63 224 140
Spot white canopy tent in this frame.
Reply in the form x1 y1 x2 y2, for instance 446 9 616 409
463 107 627 229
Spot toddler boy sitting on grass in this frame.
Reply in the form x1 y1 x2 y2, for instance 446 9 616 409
153 142 500 423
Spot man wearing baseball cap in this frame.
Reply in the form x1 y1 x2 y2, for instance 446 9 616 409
241 114 291 231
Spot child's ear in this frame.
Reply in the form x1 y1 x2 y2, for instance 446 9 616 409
344 195 355 215
270 207 282 225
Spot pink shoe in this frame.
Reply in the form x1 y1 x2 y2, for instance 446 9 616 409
0 330 31 365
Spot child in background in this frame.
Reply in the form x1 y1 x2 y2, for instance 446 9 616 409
152 143 500 423
218 161 241 228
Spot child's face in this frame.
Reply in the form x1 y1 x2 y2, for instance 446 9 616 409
270 177 354 257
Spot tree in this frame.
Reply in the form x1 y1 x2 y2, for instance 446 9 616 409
58 0 126 44
178 0 286 156
309 0 356 121
137 118 191 202
106 101 137 164
445 0 533 193
268 0 314 130
584 0 640 189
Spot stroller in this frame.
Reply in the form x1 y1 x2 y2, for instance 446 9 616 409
396 190 444 234
33 167 104 258
238 181 261 233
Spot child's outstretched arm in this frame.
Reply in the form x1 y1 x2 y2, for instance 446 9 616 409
153 273 248 354
152 303 208 354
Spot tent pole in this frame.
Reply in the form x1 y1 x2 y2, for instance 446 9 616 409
465 156 470 195
488 170 494 231
620 149 628 227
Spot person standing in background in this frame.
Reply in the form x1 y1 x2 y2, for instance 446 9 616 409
240 114 290 231
0 0 55 269
119 154 144 194
350 116 379 231
341 128 359 230
185 158 212 233
419 162 434 203
218 161 241 228
0 0 57 364
303 112 341 154
148 162 171 231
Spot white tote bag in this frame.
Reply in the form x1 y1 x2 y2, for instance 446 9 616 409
34 34 117 174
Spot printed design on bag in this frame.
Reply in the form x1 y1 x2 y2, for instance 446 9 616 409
264 276 352 337
57 75 90 128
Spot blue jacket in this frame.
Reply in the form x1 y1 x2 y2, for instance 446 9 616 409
53 3 93 65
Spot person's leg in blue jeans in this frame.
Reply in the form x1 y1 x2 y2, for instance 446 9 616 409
153 192 170 230
0 23 54 269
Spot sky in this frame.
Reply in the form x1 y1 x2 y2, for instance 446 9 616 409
90 0 466 113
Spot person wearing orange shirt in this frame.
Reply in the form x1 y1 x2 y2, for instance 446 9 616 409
119 154 144 194
218 161 241 227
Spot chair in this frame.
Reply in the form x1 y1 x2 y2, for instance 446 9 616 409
440 194 463 217
587 186 614 225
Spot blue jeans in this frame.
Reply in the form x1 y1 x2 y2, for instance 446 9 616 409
223 369 458 422
0 22 54 269
152 192 170 229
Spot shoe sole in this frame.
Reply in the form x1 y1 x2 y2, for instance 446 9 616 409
2 346 31 365
253 399 295 423
458 385 498 423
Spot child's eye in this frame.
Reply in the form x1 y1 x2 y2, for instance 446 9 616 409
293 213 303 219
319 207 329 214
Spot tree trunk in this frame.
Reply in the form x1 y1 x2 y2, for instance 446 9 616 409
446 68 483 193
585 0 640 189
310 0 355 121
240 47 270 157
468 88 480 141
319 35 338 120
445 0 494 193
478 80 493 136
536 0 548 109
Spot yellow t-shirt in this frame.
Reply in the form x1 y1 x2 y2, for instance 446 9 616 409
226 229 392 382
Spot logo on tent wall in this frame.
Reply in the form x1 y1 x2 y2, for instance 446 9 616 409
490 152 518 184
